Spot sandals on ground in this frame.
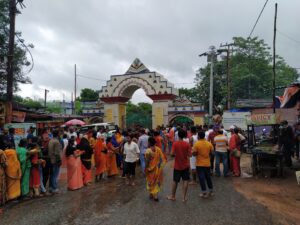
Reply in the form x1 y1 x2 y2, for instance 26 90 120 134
199 193 208 198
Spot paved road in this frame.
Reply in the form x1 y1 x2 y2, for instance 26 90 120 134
0 160 279 225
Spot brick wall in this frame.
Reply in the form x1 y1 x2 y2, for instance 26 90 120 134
252 103 299 125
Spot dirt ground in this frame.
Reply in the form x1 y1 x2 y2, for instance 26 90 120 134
233 154 300 225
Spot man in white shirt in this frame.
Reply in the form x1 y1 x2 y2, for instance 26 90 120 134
68 127 78 139
189 126 198 184
124 133 140 186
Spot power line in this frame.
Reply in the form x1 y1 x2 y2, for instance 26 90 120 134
174 82 194 85
15 33 34 74
76 74 106 81
248 0 269 38
277 30 300 45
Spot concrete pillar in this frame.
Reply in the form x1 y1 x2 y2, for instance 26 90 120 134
152 100 170 129
103 103 126 129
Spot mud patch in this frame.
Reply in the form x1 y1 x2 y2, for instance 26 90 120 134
233 155 300 225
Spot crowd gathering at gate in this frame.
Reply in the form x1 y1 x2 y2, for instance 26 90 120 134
0 121 299 210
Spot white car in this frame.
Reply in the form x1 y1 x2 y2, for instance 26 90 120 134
79 122 117 136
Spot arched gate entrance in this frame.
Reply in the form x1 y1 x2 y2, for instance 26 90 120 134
100 59 206 129
100 58 178 129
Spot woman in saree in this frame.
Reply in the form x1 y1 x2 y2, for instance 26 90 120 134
77 136 93 185
16 139 31 197
106 137 119 177
0 149 7 207
66 138 83 190
88 131 97 168
229 128 241 177
4 144 21 200
28 142 42 197
145 137 167 202
94 136 107 182
112 130 124 169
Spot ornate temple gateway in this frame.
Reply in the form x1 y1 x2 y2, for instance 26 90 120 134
99 58 205 128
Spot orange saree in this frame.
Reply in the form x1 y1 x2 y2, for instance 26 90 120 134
4 149 21 200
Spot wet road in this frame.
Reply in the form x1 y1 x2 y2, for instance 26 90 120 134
0 160 278 225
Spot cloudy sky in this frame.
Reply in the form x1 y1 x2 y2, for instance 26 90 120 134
16 0 300 104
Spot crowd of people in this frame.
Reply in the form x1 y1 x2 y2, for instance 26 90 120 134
0 121 299 211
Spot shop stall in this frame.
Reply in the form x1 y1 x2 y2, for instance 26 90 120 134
246 113 283 177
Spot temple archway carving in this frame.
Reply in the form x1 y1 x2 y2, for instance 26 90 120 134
99 58 205 128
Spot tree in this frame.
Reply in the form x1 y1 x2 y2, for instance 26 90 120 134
79 88 99 101
22 97 43 109
178 87 201 103
0 0 31 96
11 95 43 109
46 101 62 113
195 60 227 111
195 36 299 111
126 101 152 128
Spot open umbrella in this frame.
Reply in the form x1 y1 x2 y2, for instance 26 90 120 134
64 119 86 126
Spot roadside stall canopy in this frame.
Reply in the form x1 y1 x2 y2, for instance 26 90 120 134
64 119 86 126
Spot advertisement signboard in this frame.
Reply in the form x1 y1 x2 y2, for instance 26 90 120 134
12 111 26 122
246 114 277 126
222 111 250 130
4 123 36 146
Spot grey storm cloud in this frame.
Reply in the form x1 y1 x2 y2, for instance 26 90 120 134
16 0 300 102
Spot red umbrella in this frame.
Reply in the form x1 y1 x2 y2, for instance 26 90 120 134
64 119 86 126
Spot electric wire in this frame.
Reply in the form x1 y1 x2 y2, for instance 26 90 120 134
277 30 300 45
76 74 106 81
248 0 269 38
15 32 34 74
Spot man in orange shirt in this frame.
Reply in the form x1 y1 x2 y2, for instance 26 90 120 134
193 131 214 198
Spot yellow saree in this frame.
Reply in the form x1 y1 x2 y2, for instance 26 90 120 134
145 146 166 195
4 149 21 200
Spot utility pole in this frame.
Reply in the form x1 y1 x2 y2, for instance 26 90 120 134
219 43 234 110
71 92 74 114
272 3 277 114
74 64 77 115
209 52 214 117
44 89 49 108
199 46 217 117
6 0 17 123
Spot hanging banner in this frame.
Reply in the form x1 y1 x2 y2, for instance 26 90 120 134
223 112 250 130
12 111 26 122
246 113 277 125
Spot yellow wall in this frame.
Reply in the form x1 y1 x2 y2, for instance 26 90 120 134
119 104 126 128
194 116 204 126
154 107 164 128
105 108 113 123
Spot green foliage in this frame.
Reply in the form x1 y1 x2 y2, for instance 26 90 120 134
195 60 227 111
126 101 152 128
46 101 62 113
75 100 82 114
13 95 43 108
178 87 201 102
22 97 43 109
173 116 193 124
195 36 299 111
79 88 99 101
0 0 31 94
